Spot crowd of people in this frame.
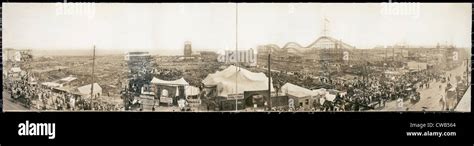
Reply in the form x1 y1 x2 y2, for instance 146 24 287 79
5 56 465 112
4 71 122 111
153 62 222 87
256 67 445 112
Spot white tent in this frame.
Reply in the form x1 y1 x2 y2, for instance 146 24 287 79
202 65 274 97
455 86 470 112
151 77 189 86
77 83 102 96
281 83 315 98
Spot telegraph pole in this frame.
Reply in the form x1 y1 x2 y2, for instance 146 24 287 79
90 45 96 110
235 4 238 111
268 53 272 110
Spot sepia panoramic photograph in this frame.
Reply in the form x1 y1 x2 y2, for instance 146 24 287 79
2 3 471 112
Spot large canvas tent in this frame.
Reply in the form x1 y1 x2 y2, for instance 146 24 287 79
202 65 274 97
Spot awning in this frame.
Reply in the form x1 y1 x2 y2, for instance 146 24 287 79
151 77 189 86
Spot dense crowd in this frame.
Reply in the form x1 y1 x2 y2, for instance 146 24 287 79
260 67 445 111
153 62 222 87
5 58 463 112
4 72 122 111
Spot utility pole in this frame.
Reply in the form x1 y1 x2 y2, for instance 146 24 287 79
362 49 366 82
90 45 96 110
268 53 272 110
235 4 238 112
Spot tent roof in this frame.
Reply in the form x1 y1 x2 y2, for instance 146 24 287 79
151 77 189 86
202 65 273 97
77 83 102 95
281 83 315 98
203 65 269 85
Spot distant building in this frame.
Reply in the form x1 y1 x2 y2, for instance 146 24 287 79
184 41 192 57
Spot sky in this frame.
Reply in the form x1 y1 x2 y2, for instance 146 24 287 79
238 3 471 49
3 3 237 54
2 3 471 55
